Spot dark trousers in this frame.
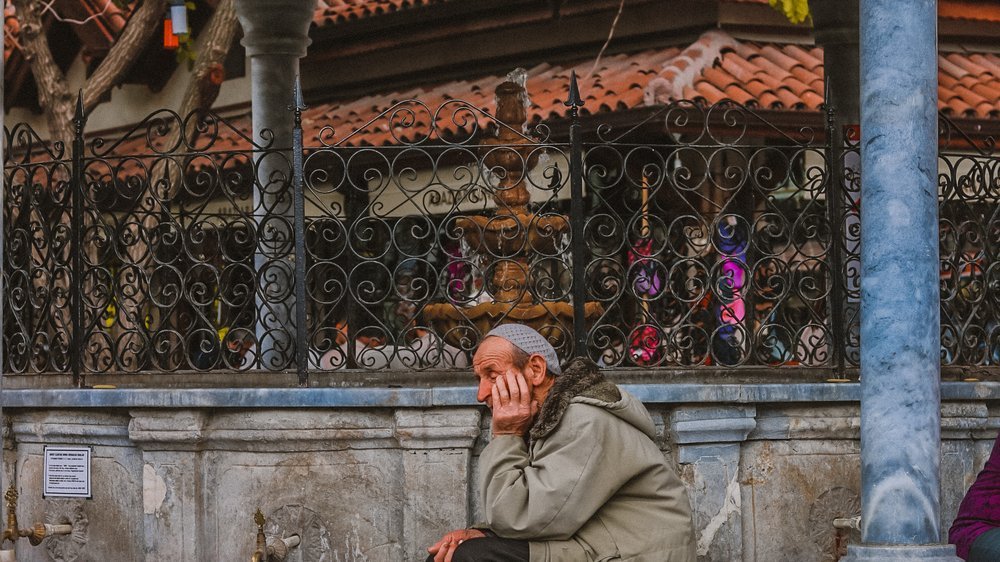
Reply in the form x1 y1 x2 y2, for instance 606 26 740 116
969 527 1000 562
425 536 529 562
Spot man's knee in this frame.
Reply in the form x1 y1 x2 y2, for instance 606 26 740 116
424 541 489 562
450 540 484 562
451 536 529 562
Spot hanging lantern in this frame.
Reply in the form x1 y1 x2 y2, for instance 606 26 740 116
169 0 189 35
163 18 179 49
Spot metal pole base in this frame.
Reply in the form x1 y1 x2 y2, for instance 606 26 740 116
841 544 962 562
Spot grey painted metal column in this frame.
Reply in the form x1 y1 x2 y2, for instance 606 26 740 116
843 1 959 560
235 0 316 369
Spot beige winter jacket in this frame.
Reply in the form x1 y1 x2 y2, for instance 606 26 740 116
479 359 696 562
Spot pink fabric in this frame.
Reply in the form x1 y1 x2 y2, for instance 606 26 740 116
950 432 1000 559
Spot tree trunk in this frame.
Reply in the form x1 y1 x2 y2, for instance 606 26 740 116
81 0 168 111
134 0 241 370
13 0 168 374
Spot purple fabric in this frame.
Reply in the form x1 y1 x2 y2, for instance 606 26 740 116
950 431 1000 560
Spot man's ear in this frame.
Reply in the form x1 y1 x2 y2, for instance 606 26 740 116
525 354 548 385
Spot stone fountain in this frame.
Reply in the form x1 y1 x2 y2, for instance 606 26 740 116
424 76 602 351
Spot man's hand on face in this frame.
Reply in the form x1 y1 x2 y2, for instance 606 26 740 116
491 370 540 436
427 528 486 562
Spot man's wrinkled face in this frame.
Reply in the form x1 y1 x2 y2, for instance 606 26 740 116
473 337 526 409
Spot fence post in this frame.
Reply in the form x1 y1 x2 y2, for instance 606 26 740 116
291 78 309 385
567 72 587 359
71 93 86 386
823 101 847 372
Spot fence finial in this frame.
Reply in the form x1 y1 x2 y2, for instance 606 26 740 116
565 71 582 111
822 79 835 127
294 76 306 110
292 76 306 127
73 90 87 132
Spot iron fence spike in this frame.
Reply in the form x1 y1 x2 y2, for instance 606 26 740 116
566 71 582 109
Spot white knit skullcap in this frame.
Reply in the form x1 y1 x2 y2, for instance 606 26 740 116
484 324 562 375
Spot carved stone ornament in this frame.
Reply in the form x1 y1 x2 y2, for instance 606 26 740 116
43 500 88 562
808 486 861 562
264 504 331 562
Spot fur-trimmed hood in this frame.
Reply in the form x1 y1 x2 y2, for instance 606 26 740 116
529 357 656 441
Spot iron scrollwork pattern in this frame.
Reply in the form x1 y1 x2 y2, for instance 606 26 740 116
938 115 1000 367
3 123 72 373
7 86 999 375
301 97 572 369
581 100 835 367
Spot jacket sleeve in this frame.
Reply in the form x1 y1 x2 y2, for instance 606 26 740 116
950 431 1000 559
479 403 632 541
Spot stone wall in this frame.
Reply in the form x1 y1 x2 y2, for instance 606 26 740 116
2 397 996 561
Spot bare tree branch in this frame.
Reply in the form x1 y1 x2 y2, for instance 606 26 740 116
11 0 74 142
82 0 166 111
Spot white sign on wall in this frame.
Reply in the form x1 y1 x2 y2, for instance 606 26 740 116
43 446 92 499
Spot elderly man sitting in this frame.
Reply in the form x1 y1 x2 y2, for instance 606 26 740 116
427 324 696 562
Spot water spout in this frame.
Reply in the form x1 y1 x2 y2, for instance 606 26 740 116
0 485 72 550
250 508 300 562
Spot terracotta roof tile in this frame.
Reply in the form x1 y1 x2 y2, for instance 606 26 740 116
681 85 702 102
790 66 820 87
733 0 1000 22
5 0 132 66
799 90 824 108
774 87 805 109
971 82 1000 100
939 72 960 89
938 1 1000 22
719 55 759 83
758 44 803 71
99 30 1000 151
724 84 757 106
746 54 794 81
312 0 453 27
703 67 738 89
758 92 781 109
939 55 970 79
784 44 824 69
300 31 1000 144
939 48 1000 117
742 78 773 99
954 84 991 106
971 53 1000 76
946 53 991 76
946 97 976 117
781 76 814 97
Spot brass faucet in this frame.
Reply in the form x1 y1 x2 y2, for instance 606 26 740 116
251 509 267 562
1 485 71 548
250 508 300 562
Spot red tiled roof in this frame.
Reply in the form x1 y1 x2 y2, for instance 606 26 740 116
88 30 1000 154
934 1 1000 21
312 0 453 26
646 31 824 111
310 30 1000 145
731 0 1000 22
4 0 131 63
940 52 1000 117
296 46 685 146
313 1 1000 27
106 46 683 153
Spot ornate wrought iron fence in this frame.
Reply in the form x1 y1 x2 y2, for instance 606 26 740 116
938 115 1000 367
3 124 73 374
578 102 837 368
4 77 996 379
